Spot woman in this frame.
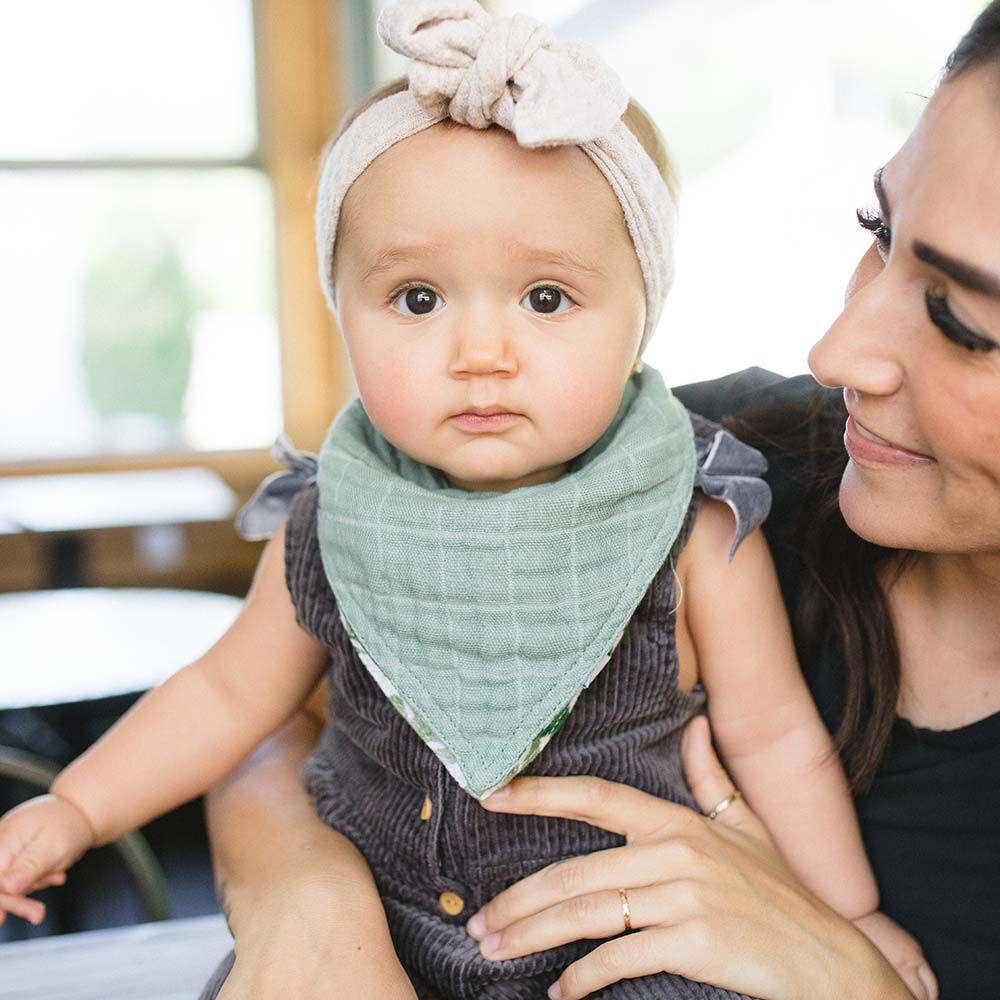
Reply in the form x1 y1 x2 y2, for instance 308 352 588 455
202 6 1000 998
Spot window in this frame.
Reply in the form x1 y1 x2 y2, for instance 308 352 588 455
1 0 347 469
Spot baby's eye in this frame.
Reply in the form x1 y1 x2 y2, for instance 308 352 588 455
391 286 443 316
520 286 574 315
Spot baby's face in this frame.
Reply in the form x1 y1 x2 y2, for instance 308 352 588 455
333 124 646 493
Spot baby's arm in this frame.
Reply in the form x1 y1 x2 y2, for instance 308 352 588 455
678 498 877 919
679 499 937 999
0 524 329 901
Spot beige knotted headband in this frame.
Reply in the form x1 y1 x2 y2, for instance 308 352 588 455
316 0 679 356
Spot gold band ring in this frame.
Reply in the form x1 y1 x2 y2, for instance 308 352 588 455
617 887 632 932
706 789 742 821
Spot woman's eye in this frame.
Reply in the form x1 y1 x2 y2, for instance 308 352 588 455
925 291 997 353
391 286 443 316
521 286 573 315
856 207 892 261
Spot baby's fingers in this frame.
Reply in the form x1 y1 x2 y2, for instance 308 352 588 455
0 891 46 927
900 961 939 1000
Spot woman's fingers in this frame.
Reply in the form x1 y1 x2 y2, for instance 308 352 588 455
680 716 761 835
549 925 698 1000
481 775 692 839
467 840 700 942
476 880 700 961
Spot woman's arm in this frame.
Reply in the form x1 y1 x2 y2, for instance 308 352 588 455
205 680 417 999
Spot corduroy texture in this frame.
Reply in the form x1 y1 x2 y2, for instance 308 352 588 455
199 411 760 1000
314 366 697 800
315 0 678 356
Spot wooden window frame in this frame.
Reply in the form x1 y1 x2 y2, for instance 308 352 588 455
0 0 352 496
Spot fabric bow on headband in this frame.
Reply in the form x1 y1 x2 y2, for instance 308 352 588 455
316 0 678 355
376 0 629 146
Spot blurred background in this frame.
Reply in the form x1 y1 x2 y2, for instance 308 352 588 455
0 0 988 943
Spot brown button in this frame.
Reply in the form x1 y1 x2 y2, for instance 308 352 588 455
439 891 464 916
420 793 433 821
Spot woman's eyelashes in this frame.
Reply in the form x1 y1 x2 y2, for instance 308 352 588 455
925 291 997 353
854 210 996 353
387 284 576 317
856 207 892 260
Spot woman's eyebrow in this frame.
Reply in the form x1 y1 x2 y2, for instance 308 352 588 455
876 166 1000 298
912 241 1000 299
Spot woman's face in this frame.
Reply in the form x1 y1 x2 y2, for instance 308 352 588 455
809 66 1000 554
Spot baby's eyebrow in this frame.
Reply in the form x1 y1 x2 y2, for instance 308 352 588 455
501 239 605 277
361 243 447 282
360 240 605 282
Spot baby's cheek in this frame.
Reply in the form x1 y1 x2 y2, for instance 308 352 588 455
549 375 624 456
354 360 428 441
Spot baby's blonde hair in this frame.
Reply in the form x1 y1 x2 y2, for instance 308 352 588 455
322 77 678 283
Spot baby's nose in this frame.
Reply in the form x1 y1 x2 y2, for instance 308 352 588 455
449 323 517 377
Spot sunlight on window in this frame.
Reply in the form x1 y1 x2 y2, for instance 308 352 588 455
0 1 282 461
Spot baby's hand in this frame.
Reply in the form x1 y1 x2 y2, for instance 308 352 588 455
853 910 938 1000
0 870 68 927
0 794 95 923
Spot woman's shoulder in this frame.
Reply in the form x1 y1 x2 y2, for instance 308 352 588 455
672 367 827 422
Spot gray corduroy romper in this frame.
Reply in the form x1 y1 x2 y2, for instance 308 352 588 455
200 411 765 1000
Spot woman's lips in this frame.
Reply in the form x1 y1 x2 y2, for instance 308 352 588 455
450 412 522 432
844 415 935 468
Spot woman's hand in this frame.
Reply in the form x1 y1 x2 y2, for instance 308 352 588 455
467 716 912 1000
216 875 418 1000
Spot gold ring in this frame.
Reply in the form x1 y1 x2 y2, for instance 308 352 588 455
617 887 632 932
706 789 741 821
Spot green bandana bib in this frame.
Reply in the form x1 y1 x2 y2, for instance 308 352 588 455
315 366 696 799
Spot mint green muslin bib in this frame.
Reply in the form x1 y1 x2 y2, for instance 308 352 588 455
315 365 696 799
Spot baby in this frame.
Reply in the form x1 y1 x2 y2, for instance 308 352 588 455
0 3 933 999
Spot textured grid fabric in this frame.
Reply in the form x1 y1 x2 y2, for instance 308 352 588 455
314 367 697 799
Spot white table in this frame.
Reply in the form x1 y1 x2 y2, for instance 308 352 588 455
0 466 237 587
0 914 232 1000
0 588 242 709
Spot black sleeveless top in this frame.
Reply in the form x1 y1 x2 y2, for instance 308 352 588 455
674 369 1000 1000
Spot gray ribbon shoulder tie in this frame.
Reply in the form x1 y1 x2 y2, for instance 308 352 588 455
234 433 318 542
695 429 772 561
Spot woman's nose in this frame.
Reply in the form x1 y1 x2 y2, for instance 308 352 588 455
808 268 905 397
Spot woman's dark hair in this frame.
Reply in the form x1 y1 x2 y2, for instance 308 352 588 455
944 0 1000 80
733 2 1000 795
